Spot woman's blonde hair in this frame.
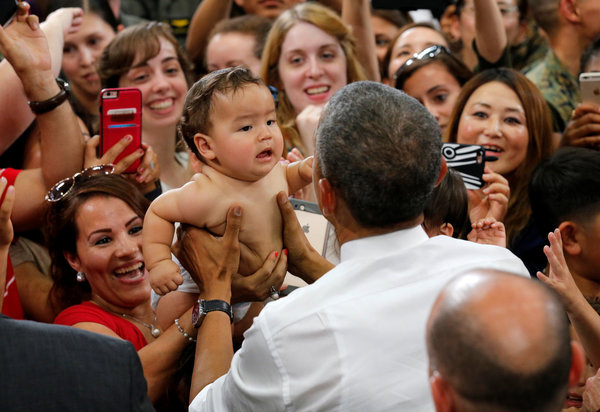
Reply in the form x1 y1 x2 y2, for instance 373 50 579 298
260 2 366 153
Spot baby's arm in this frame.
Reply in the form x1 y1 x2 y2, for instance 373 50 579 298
143 191 184 295
286 156 314 195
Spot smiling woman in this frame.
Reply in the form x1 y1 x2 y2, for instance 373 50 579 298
446 68 554 275
98 22 195 191
260 2 366 155
45 173 199 406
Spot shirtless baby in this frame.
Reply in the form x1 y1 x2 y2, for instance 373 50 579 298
143 66 312 295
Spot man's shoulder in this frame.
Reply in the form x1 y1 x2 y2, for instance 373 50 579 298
0 315 135 356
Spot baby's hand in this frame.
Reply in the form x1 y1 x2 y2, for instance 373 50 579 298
467 217 506 247
299 156 314 185
149 259 183 295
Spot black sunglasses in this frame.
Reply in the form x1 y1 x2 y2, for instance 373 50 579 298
45 164 115 203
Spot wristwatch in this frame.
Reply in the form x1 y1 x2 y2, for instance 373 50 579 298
192 299 234 328
28 78 70 114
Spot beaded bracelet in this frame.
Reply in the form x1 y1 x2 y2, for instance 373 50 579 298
174 318 196 343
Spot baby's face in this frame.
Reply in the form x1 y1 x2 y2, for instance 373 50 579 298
208 84 284 181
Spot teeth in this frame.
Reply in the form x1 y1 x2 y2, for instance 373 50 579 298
149 99 173 110
306 86 329 95
115 262 143 275
482 145 502 152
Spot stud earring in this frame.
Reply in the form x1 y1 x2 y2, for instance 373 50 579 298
76 272 86 282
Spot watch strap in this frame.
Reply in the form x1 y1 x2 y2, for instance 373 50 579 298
204 300 234 323
28 78 70 114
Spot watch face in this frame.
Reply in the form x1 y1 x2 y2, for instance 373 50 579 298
192 300 201 327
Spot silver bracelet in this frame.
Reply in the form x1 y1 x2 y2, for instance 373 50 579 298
174 318 196 343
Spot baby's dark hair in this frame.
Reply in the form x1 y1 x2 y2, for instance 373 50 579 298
178 66 264 160
423 168 469 238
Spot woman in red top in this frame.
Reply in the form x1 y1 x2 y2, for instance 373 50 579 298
47 172 195 402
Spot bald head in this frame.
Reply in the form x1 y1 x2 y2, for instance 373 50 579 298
427 271 571 412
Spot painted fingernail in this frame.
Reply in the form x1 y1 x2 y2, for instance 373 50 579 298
125 135 132 142
274 251 278 258
283 248 288 256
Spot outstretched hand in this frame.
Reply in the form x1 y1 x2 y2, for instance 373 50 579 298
536 229 583 312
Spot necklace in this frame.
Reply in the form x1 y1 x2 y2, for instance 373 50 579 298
93 300 161 338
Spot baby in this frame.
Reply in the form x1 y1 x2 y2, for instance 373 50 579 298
143 67 313 295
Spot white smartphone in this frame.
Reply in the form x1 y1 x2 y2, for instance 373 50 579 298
579 72 600 105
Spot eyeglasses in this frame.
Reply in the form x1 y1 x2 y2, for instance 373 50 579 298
45 164 115 203
394 45 452 80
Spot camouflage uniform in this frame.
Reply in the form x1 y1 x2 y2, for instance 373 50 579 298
120 0 202 48
524 49 579 132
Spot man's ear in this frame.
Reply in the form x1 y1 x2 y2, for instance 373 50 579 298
194 133 216 161
560 0 581 23
448 12 462 42
64 250 82 273
569 340 586 388
559 221 582 256
435 156 448 187
318 178 336 218
430 371 455 412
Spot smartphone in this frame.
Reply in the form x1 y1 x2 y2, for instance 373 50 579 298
579 72 600 105
441 143 485 190
99 88 142 173
1 0 19 27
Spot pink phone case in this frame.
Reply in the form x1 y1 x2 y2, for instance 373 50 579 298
100 88 142 173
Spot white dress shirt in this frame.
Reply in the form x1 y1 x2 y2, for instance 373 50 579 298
190 226 529 412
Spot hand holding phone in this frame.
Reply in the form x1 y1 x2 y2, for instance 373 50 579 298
100 88 142 173
580 72 600 106
0 0 18 27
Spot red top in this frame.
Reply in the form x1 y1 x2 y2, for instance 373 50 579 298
54 301 148 350
1 168 23 319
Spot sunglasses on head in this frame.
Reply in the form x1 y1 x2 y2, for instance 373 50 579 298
394 45 453 81
45 164 115 203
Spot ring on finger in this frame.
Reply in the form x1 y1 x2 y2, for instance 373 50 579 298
269 286 280 300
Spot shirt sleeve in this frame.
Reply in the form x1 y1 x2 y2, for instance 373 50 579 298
189 315 286 411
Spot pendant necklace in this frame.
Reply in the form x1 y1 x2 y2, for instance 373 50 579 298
93 300 161 338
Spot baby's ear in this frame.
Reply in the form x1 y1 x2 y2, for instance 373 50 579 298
194 133 216 160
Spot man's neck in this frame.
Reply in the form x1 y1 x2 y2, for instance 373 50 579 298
335 215 423 247
571 270 600 299
550 26 590 77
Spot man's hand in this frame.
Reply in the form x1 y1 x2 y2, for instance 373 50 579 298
175 206 242 301
276 191 334 283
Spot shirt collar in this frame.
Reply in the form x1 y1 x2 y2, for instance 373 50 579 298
339 225 429 262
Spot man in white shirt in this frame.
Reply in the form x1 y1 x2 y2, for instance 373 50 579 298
426 270 584 412
184 81 530 411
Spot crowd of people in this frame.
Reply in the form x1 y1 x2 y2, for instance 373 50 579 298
1 0 600 410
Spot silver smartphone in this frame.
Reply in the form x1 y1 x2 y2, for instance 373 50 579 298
580 72 600 105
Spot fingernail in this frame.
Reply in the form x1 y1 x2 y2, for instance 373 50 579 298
280 194 288 204
233 206 242 216
274 251 278 258
283 248 288 256
138 167 145 173
125 135 132 142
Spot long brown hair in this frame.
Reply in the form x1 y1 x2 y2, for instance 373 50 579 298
45 174 149 313
445 68 554 245
260 2 366 154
